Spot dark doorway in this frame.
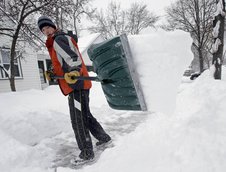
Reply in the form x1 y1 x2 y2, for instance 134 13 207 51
38 60 46 84
46 59 58 85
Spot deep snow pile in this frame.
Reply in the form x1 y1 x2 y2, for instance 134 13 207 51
57 68 226 172
1 30 226 172
0 88 70 172
128 30 192 114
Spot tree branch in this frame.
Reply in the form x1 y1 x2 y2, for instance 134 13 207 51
0 28 14 31
0 32 14 37
22 0 54 20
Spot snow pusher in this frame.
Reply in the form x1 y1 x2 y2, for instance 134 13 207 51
50 34 147 111
87 34 147 111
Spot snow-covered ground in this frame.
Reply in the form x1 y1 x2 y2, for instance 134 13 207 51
1 30 226 172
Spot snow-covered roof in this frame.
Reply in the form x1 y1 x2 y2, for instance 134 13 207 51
78 33 102 53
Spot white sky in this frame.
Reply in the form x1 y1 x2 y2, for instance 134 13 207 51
92 0 177 16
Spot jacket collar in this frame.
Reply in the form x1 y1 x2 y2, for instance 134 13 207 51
45 29 66 49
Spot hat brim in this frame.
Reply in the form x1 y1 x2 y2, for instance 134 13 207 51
39 23 56 32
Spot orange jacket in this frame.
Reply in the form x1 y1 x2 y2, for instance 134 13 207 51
45 30 91 96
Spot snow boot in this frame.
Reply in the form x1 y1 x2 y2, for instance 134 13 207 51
79 149 94 160
96 135 111 146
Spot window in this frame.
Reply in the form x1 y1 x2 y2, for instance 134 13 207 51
38 60 46 84
0 48 23 79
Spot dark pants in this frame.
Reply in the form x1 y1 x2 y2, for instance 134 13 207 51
68 89 110 152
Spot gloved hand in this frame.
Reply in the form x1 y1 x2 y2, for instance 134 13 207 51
44 71 53 81
64 71 80 84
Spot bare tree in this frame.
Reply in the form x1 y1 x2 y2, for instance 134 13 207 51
127 3 159 35
0 0 56 91
41 0 74 30
88 2 127 39
165 0 215 73
88 2 159 39
72 0 95 35
41 0 95 35
212 0 225 79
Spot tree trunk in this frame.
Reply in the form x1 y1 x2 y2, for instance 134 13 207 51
212 0 225 80
10 23 22 91
9 36 17 91
73 15 78 35
55 7 60 28
60 8 64 30
198 47 204 72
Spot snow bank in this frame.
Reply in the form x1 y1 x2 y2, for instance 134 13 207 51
0 87 70 146
58 69 226 172
128 29 193 114
0 87 71 172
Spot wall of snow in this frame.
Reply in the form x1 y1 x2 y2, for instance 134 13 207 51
128 30 193 115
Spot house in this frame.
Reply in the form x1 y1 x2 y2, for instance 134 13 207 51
0 33 104 92
0 35 42 93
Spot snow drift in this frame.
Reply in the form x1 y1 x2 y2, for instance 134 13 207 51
128 30 193 114
70 68 226 172
1 30 226 172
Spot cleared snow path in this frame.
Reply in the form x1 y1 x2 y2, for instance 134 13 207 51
37 107 149 169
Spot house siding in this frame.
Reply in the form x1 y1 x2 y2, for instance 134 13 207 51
0 51 41 93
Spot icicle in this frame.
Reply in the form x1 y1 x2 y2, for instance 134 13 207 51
213 21 221 38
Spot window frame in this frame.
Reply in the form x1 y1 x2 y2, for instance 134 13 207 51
0 47 23 80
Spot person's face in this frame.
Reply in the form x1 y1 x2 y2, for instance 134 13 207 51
42 26 56 37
